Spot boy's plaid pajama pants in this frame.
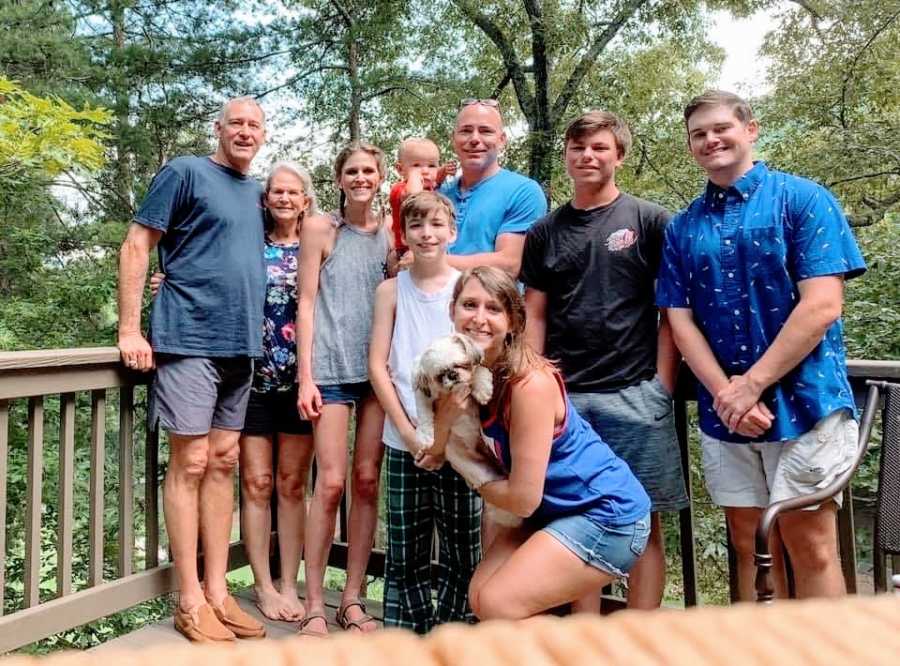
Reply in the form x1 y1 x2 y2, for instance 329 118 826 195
382 446 482 633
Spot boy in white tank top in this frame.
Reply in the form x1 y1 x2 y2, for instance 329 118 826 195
369 191 482 632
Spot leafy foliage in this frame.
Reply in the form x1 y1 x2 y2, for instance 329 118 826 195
758 1 900 227
0 77 110 187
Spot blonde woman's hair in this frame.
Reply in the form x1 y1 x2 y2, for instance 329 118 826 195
451 266 556 424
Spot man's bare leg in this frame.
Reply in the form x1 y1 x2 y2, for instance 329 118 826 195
200 427 241 605
725 506 788 601
778 501 845 598
165 433 210 611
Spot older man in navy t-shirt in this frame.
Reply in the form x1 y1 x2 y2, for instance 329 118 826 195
117 96 266 642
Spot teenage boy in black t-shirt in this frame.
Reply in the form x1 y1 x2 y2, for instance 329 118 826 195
520 111 688 610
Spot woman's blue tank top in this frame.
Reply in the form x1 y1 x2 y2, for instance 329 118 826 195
482 374 650 527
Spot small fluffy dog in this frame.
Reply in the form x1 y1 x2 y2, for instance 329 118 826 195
412 333 521 527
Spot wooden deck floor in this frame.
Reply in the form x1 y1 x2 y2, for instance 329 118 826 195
89 586 384 652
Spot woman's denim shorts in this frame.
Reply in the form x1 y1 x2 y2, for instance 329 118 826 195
542 512 651 578
318 381 373 406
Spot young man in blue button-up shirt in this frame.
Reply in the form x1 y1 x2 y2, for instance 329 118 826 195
656 90 866 600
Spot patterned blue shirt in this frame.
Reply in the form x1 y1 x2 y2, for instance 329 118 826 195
253 237 299 393
656 162 866 443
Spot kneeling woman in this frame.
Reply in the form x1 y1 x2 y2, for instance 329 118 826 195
432 266 651 619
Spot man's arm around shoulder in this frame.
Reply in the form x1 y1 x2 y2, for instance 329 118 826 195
118 223 162 371
447 232 526 276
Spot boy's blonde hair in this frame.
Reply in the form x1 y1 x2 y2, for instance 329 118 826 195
399 191 456 232
683 90 755 126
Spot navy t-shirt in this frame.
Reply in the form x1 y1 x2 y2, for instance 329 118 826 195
135 156 266 357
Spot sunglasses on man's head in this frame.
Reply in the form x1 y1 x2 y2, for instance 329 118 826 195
459 98 501 110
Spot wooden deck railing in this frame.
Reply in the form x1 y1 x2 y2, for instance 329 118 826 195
0 349 897 653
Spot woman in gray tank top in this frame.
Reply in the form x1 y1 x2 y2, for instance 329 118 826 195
295 142 393 636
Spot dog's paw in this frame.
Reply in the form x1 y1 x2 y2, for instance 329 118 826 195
470 366 494 404
416 433 434 453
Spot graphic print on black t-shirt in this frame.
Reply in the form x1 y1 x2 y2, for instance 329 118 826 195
520 193 670 392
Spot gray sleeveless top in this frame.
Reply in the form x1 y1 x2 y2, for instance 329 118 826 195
312 212 390 384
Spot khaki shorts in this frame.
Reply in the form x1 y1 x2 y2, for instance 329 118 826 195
700 409 858 509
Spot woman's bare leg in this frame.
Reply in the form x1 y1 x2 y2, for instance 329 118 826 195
275 431 315 620
302 405 351 634
472 530 616 620
239 434 289 619
341 396 385 631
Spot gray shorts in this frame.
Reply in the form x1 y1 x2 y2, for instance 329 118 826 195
149 353 253 436
570 376 690 513
701 409 858 510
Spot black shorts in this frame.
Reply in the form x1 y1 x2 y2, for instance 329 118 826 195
242 386 312 436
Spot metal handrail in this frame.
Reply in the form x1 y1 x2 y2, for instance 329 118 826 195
754 381 887 603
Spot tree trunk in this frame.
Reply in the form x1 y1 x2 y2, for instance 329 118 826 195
527 126 554 199
347 36 361 141
525 0 552 199
110 1 133 221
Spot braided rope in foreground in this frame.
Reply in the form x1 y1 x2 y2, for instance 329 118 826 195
4 595 899 665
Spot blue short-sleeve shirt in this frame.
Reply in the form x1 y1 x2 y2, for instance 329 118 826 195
440 168 547 255
656 162 866 443
135 156 266 358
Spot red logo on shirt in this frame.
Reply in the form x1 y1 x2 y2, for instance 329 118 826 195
606 228 637 252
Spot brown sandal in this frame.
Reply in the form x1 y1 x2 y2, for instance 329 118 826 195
336 599 376 632
297 612 329 638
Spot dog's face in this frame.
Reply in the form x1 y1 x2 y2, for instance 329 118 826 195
414 334 484 398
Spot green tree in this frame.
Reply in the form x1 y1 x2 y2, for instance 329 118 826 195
433 0 766 193
0 77 112 349
758 0 900 227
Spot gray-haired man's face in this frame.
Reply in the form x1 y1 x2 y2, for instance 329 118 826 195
214 101 266 171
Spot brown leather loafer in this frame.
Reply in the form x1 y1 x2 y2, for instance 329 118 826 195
210 594 266 639
174 603 236 643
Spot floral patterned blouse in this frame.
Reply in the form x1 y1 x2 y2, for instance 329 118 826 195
253 237 299 393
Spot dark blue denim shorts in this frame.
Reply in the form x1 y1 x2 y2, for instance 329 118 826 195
542 512 651 578
318 380 373 406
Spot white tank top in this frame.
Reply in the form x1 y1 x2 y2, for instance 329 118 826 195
382 269 460 451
